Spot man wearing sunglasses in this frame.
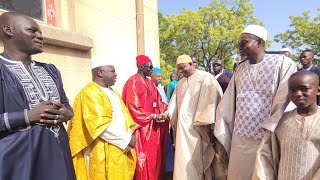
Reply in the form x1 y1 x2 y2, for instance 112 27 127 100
212 59 232 92
122 55 167 180
165 54 223 180
214 25 297 180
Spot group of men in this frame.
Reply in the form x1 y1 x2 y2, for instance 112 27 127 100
1 11 320 180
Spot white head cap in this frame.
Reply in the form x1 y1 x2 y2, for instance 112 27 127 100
90 56 112 69
281 48 291 54
241 25 268 42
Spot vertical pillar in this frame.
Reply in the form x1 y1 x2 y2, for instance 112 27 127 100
135 0 145 55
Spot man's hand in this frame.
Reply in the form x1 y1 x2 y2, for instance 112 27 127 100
40 101 73 125
28 100 73 125
129 135 136 148
123 146 132 153
123 135 136 153
159 112 169 121
153 113 167 123
27 100 57 123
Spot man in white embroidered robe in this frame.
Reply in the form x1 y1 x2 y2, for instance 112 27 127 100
166 55 223 180
214 25 297 180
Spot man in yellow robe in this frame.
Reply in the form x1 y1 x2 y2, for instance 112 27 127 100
69 56 136 180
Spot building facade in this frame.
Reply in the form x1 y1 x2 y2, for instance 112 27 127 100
0 0 160 103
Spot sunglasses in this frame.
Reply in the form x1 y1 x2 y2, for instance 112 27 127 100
142 64 153 69
213 63 222 67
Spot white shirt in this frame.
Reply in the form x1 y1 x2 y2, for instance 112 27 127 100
99 87 132 150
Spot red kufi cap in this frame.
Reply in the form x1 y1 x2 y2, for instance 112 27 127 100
136 55 151 66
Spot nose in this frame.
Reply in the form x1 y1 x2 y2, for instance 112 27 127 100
294 90 303 97
36 31 43 40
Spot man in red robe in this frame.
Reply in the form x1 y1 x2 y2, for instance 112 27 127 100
122 55 168 180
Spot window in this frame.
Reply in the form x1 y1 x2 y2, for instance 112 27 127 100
0 0 57 26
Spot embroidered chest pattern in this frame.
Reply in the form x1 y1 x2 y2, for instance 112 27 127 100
6 63 60 109
234 55 280 140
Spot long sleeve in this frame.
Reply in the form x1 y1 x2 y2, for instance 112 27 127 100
54 65 73 116
252 131 279 180
262 56 297 132
0 67 30 133
99 127 131 150
0 110 30 133
214 72 237 155
99 87 132 150
167 87 178 130
122 77 152 127
44 63 73 116
122 75 163 128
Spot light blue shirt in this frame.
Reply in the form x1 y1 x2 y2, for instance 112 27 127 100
157 85 169 105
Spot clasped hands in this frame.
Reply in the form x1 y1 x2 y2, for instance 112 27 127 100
27 100 73 125
153 112 169 123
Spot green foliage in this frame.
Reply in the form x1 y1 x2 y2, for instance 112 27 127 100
274 9 320 64
159 0 263 83
160 54 175 85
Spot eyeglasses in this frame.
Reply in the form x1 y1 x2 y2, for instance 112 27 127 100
236 37 260 49
236 40 249 49
142 64 153 69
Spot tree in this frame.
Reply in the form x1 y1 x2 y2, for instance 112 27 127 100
274 9 320 62
159 0 263 82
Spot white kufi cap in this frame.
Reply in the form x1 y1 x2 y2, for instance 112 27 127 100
241 25 268 42
90 56 111 69
281 48 291 54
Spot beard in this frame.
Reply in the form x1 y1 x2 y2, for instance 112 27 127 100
240 55 248 62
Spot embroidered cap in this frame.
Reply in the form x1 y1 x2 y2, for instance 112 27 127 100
176 55 192 65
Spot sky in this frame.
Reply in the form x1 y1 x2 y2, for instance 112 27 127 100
158 0 319 52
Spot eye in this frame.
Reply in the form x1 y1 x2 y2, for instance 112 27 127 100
28 28 36 33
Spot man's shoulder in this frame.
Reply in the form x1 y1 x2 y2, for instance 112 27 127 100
126 74 146 83
217 74 230 82
197 69 213 77
266 53 294 64
77 82 102 96
223 69 233 78
310 65 320 75
34 61 60 74
169 79 178 86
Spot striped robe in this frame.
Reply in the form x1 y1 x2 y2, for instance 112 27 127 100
253 107 320 180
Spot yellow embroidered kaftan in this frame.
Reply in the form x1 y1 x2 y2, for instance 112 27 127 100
69 82 136 180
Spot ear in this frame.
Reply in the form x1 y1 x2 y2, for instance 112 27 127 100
3 25 13 37
317 85 320 96
256 38 262 48
138 65 144 71
97 68 103 77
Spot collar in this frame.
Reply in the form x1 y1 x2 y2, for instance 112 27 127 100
303 65 313 71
